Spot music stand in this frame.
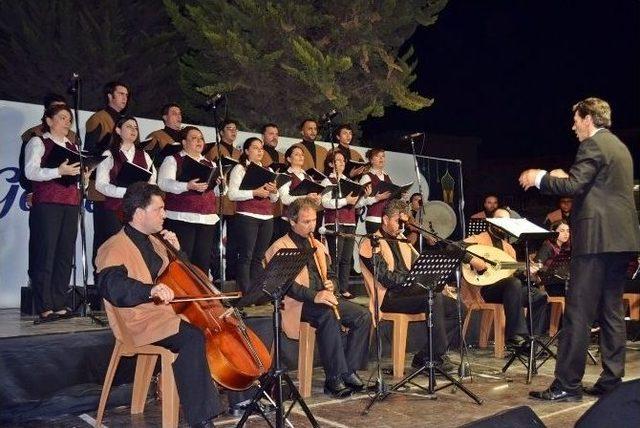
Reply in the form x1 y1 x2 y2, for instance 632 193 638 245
466 218 488 237
485 218 558 383
377 251 482 405
237 247 319 428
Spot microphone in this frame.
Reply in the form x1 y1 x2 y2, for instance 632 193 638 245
205 93 224 107
400 132 424 141
319 109 338 122
67 72 80 94
318 227 340 237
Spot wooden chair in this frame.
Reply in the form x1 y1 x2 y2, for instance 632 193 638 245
460 282 506 358
96 309 179 428
547 296 565 336
623 293 640 320
297 322 316 398
361 265 426 378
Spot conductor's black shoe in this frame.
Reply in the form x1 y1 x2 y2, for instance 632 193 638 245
34 312 59 325
506 335 528 350
529 383 582 402
342 372 364 392
324 377 352 398
583 383 616 397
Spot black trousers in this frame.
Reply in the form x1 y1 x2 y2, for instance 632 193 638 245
555 252 632 392
271 217 289 244
480 276 547 339
323 225 356 294
153 321 220 425
209 221 222 280
93 207 122 254
234 215 273 295
381 286 448 359
365 220 380 234
164 219 216 274
224 215 238 280
301 299 371 378
30 203 78 313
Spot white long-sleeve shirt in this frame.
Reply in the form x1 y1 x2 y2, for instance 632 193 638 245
25 132 69 182
95 146 156 199
158 151 223 225
228 162 279 220
359 168 389 222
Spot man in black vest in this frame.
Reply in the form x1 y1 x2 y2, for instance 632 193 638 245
521 97 640 401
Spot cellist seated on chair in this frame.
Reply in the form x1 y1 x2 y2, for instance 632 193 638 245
462 208 548 350
359 199 457 371
95 182 220 428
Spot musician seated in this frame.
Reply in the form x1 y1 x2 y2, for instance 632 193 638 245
534 220 571 296
470 193 499 219
95 182 220 428
544 197 572 227
359 200 456 370
463 208 548 348
265 197 371 398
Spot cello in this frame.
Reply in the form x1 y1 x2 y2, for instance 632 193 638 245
154 233 272 391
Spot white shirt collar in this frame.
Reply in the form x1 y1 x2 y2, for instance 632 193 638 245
42 131 70 146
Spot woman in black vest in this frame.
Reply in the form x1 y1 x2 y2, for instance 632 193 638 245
278 145 321 227
227 137 279 295
95 116 156 251
359 148 393 233
158 126 221 273
321 150 369 299
24 104 85 321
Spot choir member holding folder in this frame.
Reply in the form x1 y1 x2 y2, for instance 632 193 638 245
24 104 95 322
278 146 322 223
95 116 156 251
158 126 222 273
359 148 393 233
321 150 369 299
227 137 280 296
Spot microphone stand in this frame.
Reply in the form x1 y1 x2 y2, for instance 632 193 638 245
324 114 343 287
208 100 226 285
69 75 105 326
408 134 427 252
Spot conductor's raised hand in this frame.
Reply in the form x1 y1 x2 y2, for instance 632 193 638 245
187 178 209 192
150 283 175 304
314 289 338 308
159 229 180 250
518 169 540 191
58 159 81 176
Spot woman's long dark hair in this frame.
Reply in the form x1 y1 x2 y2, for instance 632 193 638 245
109 115 140 158
238 137 263 166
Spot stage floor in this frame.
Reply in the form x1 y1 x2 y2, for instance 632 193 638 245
1 308 639 427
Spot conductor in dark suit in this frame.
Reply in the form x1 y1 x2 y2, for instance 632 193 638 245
520 97 640 401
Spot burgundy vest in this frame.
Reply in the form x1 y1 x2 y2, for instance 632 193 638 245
103 148 149 212
324 177 356 224
32 138 80 206
366 172 391 219
164 154 217 215
236 165 273 216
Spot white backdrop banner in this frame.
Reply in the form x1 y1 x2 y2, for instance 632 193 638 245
0 100 446 308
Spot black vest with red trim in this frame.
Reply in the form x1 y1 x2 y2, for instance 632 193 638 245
324 177 356 224
103 148 149 212
32 138 80 206
164 154 217 214
366 171 391 219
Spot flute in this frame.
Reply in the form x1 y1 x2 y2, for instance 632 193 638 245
308 233 341 321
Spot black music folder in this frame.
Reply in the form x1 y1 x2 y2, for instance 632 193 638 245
345 159 368 175
289 179 325 196
322 178 366 199
371 180 413 199
305 167 327 182
240 162 291 190
177 155 218 190
114 161 152 187
43 144 107 171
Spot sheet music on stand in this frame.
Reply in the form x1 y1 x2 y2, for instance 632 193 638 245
466 218 488 237
400 251 463 292
486 217 557 242
260 248 316 297
540 251 571 283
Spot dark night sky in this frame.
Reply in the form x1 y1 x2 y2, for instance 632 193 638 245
363 0 640 159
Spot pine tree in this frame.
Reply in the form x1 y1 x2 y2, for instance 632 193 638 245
0 0 184 119
164 0 448 136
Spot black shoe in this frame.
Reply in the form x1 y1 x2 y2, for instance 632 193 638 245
229 399 275 417
411 352 428 369
506 334 527 349
529 384 582 402
33 312 60 325
340 291 356 300
342 372 364 392
324 377 352 398
583 383 616 397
